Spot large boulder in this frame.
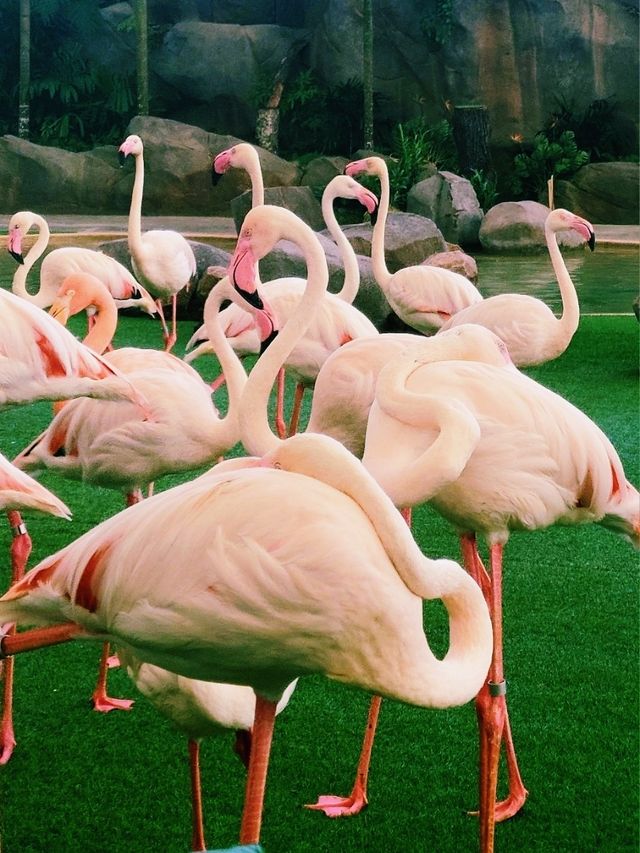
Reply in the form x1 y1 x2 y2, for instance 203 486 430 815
341 213 447 272
300 155 349 188
554 162 640 225
407 171 483 246
153 21 309 137
479 201 587 252
423 249 478 283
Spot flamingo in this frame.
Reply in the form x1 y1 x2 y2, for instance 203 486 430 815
187 172 379 436
0 452 70 520
6 210 157 316
307 326 514 458
356 350 640 853
0 206 493 850
344 156 483 333
13 272 254 713
119 648 296 852
437 208 595 365
118 134 197 352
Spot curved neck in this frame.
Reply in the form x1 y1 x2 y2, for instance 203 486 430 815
201 277 249 448
244 149 264 207
322 188 360 303
82 291 118 355
11 215 50 306
362 355 481 508
239 224 329 457
127 153 145 258
370 166 392 289
545 223 580 345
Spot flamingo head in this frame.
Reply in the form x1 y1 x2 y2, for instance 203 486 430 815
49 273 106 324
6 211 36 264
329 175 378 215
213 146 234 177
118 134 143 165
344 156 386 179
546 208 596 251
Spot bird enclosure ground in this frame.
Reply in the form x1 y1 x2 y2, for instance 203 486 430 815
0 313 637 853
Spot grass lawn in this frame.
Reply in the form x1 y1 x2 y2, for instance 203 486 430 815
0 313 637 853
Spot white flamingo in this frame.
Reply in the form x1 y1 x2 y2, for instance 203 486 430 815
7 210 156 316
437 208 595 365
118 134 197 351
345 156 483 332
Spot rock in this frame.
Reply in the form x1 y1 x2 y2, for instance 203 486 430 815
479 201 587 252
423 249 478 283
341 213 447 272
300 156 349 188
407 171 483 246
554 162 640 225
231 186 324 232
154 21 309 138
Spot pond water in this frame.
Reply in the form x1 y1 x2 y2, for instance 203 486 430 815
0 235 637 316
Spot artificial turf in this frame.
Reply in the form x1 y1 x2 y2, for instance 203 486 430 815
0 312 637 853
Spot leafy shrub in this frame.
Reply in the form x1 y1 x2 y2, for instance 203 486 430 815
388 117 457 208
469 168 499 211
543 95 638 162
509 130 589 200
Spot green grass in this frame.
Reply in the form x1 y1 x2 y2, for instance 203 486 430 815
0 314 638 853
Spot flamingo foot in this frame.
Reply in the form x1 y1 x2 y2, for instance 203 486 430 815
305 781 368 818
106 653 120 669
0 722 16 765
163 332 177 353
92 689 134 713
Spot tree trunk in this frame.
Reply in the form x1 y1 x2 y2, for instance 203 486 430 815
134 0 149 115
18 0 30 138
452 105 491 175
362 0 374 150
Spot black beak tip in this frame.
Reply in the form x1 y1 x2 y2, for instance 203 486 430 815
211 168 222 187
588 232 596 252
118 151 126 167
370 205 379 227
9 250 24 265
259 328 279 354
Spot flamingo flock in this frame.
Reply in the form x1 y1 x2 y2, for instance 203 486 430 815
0 136 637 853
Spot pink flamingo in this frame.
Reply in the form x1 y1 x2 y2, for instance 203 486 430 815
0 452 70 520
356 350 639 853
7 210 157 316
0 206 492 851
118 134 197 351
13 272 252 713
194 153 379 435
345 156 483 332
437 208 595 365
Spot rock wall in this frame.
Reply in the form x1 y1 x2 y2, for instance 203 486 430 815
105 0 639 155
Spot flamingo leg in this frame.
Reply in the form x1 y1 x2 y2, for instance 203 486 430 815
164 293 178 353
0 511 33 763
92 641 134 713
210 372 228 394
238 694 277 845
189 738 206 852
306 694 381 817
287 384 306 436
274 368 287 439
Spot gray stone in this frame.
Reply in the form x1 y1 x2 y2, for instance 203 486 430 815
479 201 586 252
154 22 309 138
341 213 447 272
231 186 324 232
554 162 640 225
300 156 349 188
407 171 483 246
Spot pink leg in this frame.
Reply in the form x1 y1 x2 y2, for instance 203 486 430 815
460 535 528 834
210 373 227 394
238 694 277 845
1 623 83 657
306 694 381 817
189 738 206 852
287 384 306 436
0 511 33 763
164 294 178 353
92 641 134 713
274 368 287 439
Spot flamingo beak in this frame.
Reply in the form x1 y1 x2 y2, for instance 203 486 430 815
7 229 24 264
49 294 73 325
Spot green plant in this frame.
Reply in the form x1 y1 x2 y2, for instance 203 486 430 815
388 117 457 208
544 95 638 162
509 130 589 201
421 0 454 48
469 168 499 211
